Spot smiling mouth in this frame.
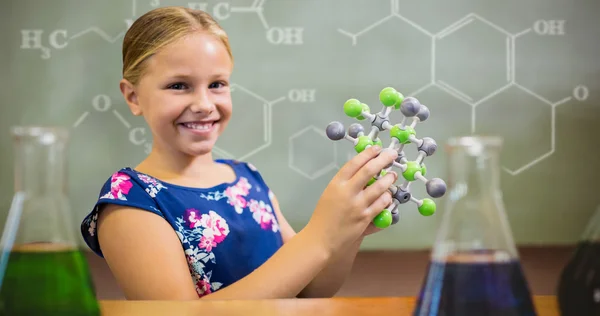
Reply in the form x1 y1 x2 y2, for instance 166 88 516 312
180 121 216 131
177 120 220 135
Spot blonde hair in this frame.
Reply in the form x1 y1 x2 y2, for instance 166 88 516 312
122 6 233 85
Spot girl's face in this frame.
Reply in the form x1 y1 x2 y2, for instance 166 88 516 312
124 31 233 158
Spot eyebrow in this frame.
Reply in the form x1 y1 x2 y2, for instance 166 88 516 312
162 72 230 81
163 73 194 80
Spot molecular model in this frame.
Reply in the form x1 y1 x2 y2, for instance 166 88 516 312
325 87 447 229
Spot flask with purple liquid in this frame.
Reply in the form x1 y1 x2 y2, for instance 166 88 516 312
413 136 537 316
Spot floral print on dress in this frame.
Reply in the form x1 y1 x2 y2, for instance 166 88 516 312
248 199 280 233
86 171 169 240
100 172 133 201
185 209 230 249
195 273 214 296
86 172 134 238
87 212 98 237
224 177 252 214
137 174 167 198
199 190 228 202
175 209 230 297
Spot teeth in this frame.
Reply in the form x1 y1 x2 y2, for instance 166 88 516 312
183 122 212 130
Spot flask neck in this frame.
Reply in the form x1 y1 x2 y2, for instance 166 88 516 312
12 127 68 196
446 138 502 199
8 127 76 248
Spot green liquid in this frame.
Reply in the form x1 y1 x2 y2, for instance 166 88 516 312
0 243 100 315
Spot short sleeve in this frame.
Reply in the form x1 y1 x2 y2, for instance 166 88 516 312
80 169 165 257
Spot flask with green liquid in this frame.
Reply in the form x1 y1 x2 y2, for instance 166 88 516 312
0 126 100 315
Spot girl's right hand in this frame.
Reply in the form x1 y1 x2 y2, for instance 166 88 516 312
306 145 398 255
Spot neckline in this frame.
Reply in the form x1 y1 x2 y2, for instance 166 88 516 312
125 159 241 192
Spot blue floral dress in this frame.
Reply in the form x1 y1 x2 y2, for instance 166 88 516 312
80 159 284 297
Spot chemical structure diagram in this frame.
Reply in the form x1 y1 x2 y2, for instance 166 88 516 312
20 0 312 161
17 0 592 180
288 0 590 180
19 0 303 60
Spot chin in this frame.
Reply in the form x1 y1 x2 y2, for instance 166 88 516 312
181 141 218 157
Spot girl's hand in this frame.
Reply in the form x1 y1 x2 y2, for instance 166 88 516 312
361 222 384 236
305 145 398 256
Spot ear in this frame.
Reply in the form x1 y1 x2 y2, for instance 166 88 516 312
120 79 142 116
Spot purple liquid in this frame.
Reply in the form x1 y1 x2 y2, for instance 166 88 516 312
413 253 537 316
557 241 600 316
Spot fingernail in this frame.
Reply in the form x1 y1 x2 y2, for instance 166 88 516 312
381 147 397 156
372 145 381 152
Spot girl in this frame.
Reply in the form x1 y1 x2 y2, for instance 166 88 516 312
80 6 398 300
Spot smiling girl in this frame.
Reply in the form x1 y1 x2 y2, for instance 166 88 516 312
81 6 398 300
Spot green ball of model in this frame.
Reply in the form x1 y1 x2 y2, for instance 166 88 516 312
356 103 370 120
366 170 388 186
379 87 404 109
354 136 373 153
418 198 436 216
344 99 363 118
402 161 421 181
389 126 416 144
373 209 393 229
373 138 383 147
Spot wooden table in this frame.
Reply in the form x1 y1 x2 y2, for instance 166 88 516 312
99 296 559 315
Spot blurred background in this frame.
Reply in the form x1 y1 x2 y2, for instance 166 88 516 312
1 0 599 299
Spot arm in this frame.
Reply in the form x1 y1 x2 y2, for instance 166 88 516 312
269 193 363 298
96 203 332 300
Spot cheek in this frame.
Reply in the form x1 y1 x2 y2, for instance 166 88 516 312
216 95 233 115
143 94 187 122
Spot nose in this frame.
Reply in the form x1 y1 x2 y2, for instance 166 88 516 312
189 92 215 114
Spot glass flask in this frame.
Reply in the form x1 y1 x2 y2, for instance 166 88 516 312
0 126 100 315
557 204 600 316
413 136 537 316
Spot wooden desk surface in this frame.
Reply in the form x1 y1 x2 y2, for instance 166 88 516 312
99 296 558 315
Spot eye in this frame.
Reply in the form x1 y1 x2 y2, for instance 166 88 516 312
209 81 227 89
167 82 188 90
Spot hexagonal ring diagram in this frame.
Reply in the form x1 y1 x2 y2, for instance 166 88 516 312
435 14 512 104
289 125 336 180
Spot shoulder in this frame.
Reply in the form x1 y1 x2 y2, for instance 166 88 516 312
223 159 259 172
219 159 262 181
81 167 168 257
223 159 272 191
98 168 168 199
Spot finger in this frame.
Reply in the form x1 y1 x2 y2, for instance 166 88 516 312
365 190 393 219
361 171 397 207
362 222 382 236
350 148 398 190
335 145 382 181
